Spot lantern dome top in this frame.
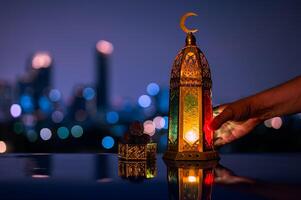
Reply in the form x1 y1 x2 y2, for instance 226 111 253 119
185 32 196 46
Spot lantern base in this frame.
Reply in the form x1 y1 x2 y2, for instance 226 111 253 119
163 150 219 161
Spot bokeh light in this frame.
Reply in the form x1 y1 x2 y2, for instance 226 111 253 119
40 128 52 141
49 89 61 102
83 87 95 100
163 116 169 129
10 104 22 118
271 117 283 129
26 130 38 143
13 122 24 134
153 116 165 129
96 40 114 55
20 95 34 112
71 125 84 138
32 52 52 69
0 141 7 153
22 114 37 127
39 96 52 113
57 127 70 139
138 95 151 108
264 119 272 128
146 82 160 96
106 111 119 124
51 110 64 123
143 120 156 136
102 136 114 149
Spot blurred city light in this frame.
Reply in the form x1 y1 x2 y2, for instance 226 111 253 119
40 128 52 141
0 141 7 153
264 119 272 128
153 116 165 129
102 136 114 149
20 95 34 112
71 125 84 138
83 87 95 100
57 127 70 139
163 116 168 129
271 117 283 129
96 40 114 55
49 89 61 102
32 52 52 69
138 95 151 108
143 120 156 136
106 111 119 124
264 117 283 129
22 114 37 127
10 104 22 118
51 111 64 123
39 96 52 113
26 130 38 143
147 82 160 96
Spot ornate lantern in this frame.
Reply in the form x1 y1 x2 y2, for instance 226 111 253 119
163 13 219 161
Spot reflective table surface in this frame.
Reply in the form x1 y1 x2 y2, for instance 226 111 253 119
0 153 301 200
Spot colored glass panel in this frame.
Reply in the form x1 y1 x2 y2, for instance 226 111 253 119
203 89 213 150
182 87 200 146
168 89 179 144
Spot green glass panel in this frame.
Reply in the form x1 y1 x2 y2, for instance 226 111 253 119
168 89 178 144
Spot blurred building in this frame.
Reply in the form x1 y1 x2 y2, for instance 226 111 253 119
0 81 13 121
18 52 52 114
95 40 113 114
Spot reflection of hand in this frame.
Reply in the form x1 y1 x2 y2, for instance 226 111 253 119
214 164 254 185
213 105 261 147
214 164 301 200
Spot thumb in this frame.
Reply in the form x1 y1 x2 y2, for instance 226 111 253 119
210 106 234 130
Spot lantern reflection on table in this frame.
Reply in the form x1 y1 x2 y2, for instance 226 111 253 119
164 160 217 200
118 159 157 180
163 13 219 161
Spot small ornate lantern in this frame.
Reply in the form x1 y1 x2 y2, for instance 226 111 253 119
163 13 219 161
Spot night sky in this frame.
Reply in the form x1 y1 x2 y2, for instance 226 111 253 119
0 0 300 105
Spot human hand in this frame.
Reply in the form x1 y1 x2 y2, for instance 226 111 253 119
211 100 262 147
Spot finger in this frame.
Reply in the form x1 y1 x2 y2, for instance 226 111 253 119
210 107 234 130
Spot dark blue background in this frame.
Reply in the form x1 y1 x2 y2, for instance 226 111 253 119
0 0 300 104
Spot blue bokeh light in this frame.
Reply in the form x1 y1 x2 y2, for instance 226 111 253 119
49 89 61 102
106 111 119 124
83 87 95 100
20 95 34 112
138 95 151 108
146 82 160 96
102 136 114 149
71 125 84 138
163 116 169 129
39 96 52 113
57 127 69 139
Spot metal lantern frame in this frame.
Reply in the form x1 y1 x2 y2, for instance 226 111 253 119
163 33 219 161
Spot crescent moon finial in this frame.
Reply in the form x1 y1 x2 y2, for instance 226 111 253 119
180 12 198 33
